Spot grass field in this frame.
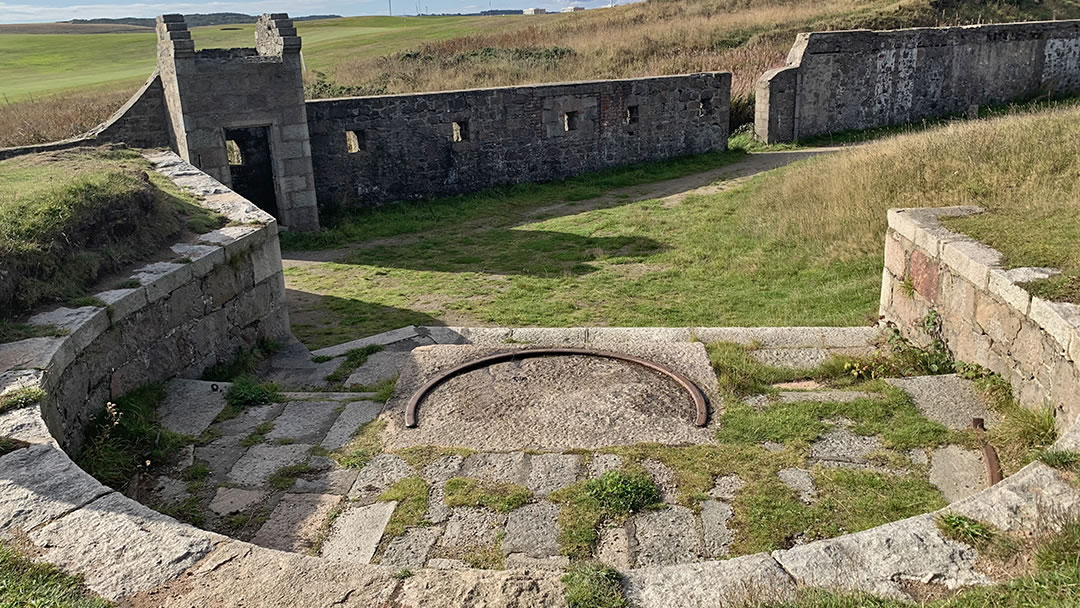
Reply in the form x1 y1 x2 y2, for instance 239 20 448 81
5 0 1078 148
281 104 1079 348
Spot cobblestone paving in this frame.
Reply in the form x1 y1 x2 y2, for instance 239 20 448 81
144 327 993 571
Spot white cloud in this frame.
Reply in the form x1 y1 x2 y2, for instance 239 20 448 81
0 1 361 23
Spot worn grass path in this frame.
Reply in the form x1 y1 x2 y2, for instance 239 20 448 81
282 148 868 349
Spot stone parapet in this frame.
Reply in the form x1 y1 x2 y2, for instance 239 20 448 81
306 72 731 213
0 151 289 453
881 207 1080 432
756 20 1080 142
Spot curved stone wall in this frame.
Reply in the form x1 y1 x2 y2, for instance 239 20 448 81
0 150 289 452
881 206 1080 432
1 201 1079 606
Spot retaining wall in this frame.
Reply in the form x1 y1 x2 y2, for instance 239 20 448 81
0 151 290 453
880 207 1080 432
756 20 1080 143
306 73 731 212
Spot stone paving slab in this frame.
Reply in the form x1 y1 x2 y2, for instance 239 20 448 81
949 463 1080 535
321 401 382 451
294 468 360 495
421 454 465 484
809 427 883 466
439 507 506 551
345 350 409 388
750 348 830 369
209 488 266 516
251 493 341 553
321 501 397 563
588 454 624 478
930 446 985 503
158 380 228 437
772 514 991 600
505 554 570 570
227 444 312 487
28 492 219 601
708 475 746 501
311 326 418 358
596 525 632 569
502 502 561 558
778 468 816 504
348 454 416 500
700 500 734 557
265 401 340 443
460 452 528 485
0 402 53 445
215 403 280 437
525 453 582 495
122 541 400 607
632 506 702 567
886 375 996 431
641 459 679 504
380 525 442 567
194 435 246 481
624 553 797 608
777 390 878 403
384 343 717 451
0 444 111 534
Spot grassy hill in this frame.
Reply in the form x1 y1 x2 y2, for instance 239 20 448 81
2 0 1079 148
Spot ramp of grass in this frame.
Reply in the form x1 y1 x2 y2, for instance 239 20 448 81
0 147 224 319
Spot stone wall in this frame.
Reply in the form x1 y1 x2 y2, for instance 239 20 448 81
156 14 320 231
880 207 1080 432
306 73 731 212
0 72 170 162
756 20 1080 143
0 151 290 452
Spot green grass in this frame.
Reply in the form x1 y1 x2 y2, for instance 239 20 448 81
241 422 274 447
0 321 66 344
1040 449 1080 472
0 15 535 101
714 383 958 451
0 543 112 607
462 541 505 569
549 470 661 561
937 514 997 549
268 462 316 490
332 418 386 469
324 344 383 386
378 477 430 536
0 386 45 414
216 376 282 421
0 147 223 320
76 383 185 490
562 562 629 608
201 339 280 382
443 477 533 513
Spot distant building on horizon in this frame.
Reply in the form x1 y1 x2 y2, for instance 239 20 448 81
524 8 547 15
562 6 585 11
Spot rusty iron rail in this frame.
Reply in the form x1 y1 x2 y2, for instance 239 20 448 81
972 417 1004 486
405 348 709 428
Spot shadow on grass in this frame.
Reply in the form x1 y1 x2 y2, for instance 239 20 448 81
286 289 446 349
340 229 666 277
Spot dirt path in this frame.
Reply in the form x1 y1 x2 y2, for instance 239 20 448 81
281 148 839 268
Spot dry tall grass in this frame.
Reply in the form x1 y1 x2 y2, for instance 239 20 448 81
746 104 1080 267
0 89 135 149
322 0 1079 124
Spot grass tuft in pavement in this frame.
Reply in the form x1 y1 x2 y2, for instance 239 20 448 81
216 376 282 422
444 477 532 513
550 470 661 561
379 476 430 536
333 418 386 469
0 386 46 414
324 344 383 386
937 513 997 549
562 562 629 608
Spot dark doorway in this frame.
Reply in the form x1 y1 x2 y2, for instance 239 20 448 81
224 126 279 220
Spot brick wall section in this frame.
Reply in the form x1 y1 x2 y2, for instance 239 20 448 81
306 73 731 212
0 151 290 452
880 207 1080 433
756 20 1080 143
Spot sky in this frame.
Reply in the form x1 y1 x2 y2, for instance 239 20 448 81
2 0 629 24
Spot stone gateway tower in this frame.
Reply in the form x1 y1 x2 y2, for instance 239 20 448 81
156 13 320 231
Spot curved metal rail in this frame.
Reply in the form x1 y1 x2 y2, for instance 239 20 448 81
405 348 709 428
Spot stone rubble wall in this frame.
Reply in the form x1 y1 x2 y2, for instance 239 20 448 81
756 20 1080 143
306 73 731 213
0 71 171 162
0 150 290 453
880 207 1080 433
